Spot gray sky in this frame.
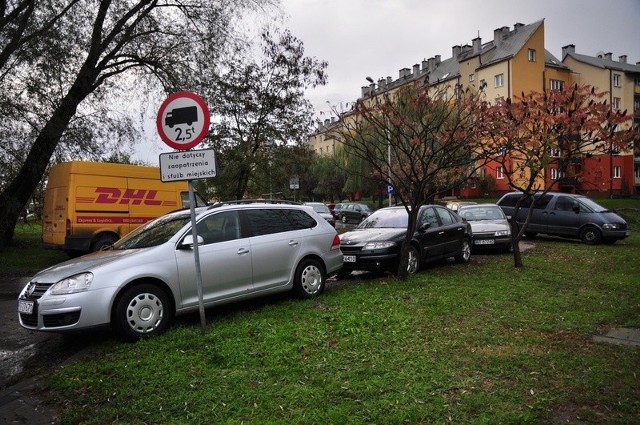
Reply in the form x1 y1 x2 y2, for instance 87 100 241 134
279 0 640 118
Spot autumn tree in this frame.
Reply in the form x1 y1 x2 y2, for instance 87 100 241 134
484 84 638 267
337 83 490 279
204 28 327 200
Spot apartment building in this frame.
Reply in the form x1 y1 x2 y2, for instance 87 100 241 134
308 19 639 197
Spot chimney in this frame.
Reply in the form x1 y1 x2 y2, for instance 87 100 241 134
331 117 337 123
514 22 524 30
562 44 575 58
422 59 428 71
494 26 509 44
472 37 482 54
378 78 386 89
619 55 627 63
399 68 411 79
452 45 461 58
604 52 613 61
386 76 393 85
413 64 420 76
361 86 371 98
324 119 330 126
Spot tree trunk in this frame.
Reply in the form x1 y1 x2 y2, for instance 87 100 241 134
0 76 96 249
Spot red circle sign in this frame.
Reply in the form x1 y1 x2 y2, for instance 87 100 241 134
156 91 210 150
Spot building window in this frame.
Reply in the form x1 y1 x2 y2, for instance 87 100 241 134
613 166 621 179
635 164 640 179
550 79 565 91
550 147 561 157
550 168 559 180
613 97 621 110
634 97 640 112
494 74 504 87
528 48 536 62
612 74 621 87
469 73 475 82
496 166 504 179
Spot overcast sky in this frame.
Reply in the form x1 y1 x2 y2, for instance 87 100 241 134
279 0 640 119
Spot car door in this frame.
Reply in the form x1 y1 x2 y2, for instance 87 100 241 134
244 208 302 291
415 207 445 260
176 210 253 308
545 195 581 236
434 206 466 256
522 194 553 232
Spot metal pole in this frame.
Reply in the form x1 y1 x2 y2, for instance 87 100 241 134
188 180 206 333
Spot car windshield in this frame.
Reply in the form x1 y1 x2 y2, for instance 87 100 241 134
458 206 505 221
357 208 408 229
577 197 609 212
113 212 192 249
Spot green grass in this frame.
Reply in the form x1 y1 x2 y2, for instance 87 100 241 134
3 202 639 423
1 222 68 276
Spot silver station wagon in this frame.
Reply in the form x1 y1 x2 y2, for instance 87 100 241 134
17 201 343 341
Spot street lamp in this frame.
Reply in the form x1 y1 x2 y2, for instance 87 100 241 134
366 76 392 207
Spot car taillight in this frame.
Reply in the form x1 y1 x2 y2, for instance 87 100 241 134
66 219 71 236
330 234 341 251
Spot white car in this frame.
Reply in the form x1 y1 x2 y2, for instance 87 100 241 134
458 204 513 253
17 201 343 340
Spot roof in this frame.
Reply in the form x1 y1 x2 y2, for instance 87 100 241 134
563 51 640 74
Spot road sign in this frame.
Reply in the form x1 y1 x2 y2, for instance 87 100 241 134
387 184 395 194
156 91 210 150
159 149 216 182
289 176 300 190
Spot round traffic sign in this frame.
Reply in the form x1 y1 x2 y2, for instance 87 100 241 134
156 91 210 150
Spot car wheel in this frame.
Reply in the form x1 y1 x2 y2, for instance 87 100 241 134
113 284 172 341
92 234 118 251
293 259 325 299
580 226 601 245
455 238 471 263
406 245 421 275
341 215 348 223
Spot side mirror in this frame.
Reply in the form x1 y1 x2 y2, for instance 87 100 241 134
419 222 431 232
179 234 204 249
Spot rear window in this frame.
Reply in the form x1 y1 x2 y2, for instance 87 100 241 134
284 209 317 230
244 208 317 236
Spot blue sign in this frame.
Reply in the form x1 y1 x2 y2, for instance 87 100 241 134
387 184 394 194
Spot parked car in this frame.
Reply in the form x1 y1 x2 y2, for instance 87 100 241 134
496 192 630 244
445 201 477 212
339 205 472 276
17 201 343 341
339 203 374 224
332 203 344 220
458 204 512 252
305 202 335 226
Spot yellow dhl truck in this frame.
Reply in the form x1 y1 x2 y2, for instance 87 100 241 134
42 161 207 255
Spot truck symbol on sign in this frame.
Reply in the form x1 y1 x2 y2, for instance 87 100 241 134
165 106 198 128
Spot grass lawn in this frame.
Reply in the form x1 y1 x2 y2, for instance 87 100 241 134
25 201 636 424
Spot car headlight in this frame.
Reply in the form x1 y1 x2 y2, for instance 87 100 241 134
494 229 511 237
363 241 396 250
602 223 621 230
49 272 93 295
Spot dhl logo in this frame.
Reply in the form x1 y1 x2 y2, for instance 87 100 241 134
77 187 178 207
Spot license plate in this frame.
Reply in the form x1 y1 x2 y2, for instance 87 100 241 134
475 239 495 245
17 300 34 314
343 255 356 263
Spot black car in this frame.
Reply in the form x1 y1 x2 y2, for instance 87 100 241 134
339 203 373 224
339 205 472 276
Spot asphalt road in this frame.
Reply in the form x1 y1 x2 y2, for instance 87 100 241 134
0 276 112 391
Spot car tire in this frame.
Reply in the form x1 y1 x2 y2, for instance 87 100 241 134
406 245 421 275
455 238 471 263
113 283 172 341
92 234 118 251
341 215 348 224
580 226 601 245
293 259 325 299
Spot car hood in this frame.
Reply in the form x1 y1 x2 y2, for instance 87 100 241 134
340 228 406 245
30 248 150 283
468 220 510 232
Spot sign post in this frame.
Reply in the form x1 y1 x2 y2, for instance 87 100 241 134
157 91 213 334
